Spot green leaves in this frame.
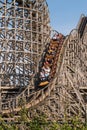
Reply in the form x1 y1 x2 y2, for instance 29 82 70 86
0 110 87 130
29 115 48 130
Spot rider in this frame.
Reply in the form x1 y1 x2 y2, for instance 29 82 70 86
42 63 51 80
39 69 46 81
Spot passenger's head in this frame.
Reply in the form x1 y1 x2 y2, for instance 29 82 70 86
59 33 63 39
44 62 49 68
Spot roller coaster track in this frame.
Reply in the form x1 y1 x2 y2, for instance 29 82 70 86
1 15 87 122
31 28 87 121
2 28 87 122
1 33 67 114
0 1 87 122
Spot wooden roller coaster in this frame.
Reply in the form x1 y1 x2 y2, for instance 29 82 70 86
0 0 87 122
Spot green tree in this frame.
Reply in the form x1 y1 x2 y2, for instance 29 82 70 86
18 107 30 123
49 121 60 130
60 122 72 130
29 115 48 130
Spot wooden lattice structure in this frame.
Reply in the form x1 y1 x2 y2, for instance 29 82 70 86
31 16 87 122
0 0 87 123
0 0 50 110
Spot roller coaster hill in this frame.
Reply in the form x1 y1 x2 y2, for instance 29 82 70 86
0 0 87 122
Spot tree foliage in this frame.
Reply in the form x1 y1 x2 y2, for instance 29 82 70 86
0 109 87 130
